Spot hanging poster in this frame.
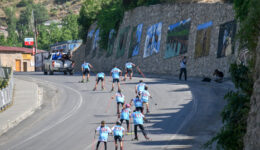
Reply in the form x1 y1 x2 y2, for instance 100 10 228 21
164 19 191 59
143 22 162 58
194 21 213 58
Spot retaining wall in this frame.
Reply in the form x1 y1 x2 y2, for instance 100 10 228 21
73 3 237 78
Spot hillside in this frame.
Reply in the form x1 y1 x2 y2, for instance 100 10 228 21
0 0 84 26
0 0 226 26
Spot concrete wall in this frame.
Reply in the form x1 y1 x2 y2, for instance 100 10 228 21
73 3 237 78
244 38 260 150
0 53 35 72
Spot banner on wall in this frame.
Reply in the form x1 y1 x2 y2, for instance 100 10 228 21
164 18 191 59
143 22 162 58
129 24 143 58
194 21 213 58
116 26 130 58
92 29 100 51
87 30 95 38
107 29 116 57
217 20 236 58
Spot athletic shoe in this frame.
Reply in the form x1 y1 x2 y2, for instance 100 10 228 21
93 88 96 91
145 136 151 140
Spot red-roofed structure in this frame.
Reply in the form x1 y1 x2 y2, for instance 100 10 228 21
0 46 47 72
0 46 45 54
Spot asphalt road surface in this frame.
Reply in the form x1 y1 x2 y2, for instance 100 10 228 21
0 72 232 150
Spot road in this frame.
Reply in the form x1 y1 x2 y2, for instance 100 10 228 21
0 72 231 150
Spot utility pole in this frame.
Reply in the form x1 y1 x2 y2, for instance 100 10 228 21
32 10 38 72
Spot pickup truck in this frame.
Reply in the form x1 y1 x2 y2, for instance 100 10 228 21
43 53 74 75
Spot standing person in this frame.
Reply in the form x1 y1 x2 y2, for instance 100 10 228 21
81 61 93 82
135 80 146 94
93 72 105 91
123 61 136 81
130 92 144 114
131 110 150 141
179 56 187 81
110 66 122 91
111 121 125 150
112 89 125 114
95 121 112 150
141 86 152 114
120 104 131 133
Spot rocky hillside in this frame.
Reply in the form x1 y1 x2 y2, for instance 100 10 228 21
0 0 225 26
0 0 83 26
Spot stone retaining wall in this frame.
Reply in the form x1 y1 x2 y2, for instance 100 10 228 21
73 3 236 78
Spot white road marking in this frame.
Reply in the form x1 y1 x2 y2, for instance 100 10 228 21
8 77 84 150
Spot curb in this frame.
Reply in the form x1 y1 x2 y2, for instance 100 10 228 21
0 81 43 136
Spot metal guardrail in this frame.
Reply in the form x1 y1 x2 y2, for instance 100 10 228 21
0 67 14 111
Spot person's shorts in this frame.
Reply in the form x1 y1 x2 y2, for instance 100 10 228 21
113 79 120 83
136 107 143 112
117 102 124 106
126 68 133 74
114 136 122 142
97 77 104 83
143 100 148 104
83 69 90 75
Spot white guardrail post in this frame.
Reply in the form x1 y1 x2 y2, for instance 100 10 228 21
0 67 14 111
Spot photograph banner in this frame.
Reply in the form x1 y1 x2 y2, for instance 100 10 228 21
143 22 162 58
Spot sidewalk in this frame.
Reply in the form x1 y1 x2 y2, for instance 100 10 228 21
0 78 43 136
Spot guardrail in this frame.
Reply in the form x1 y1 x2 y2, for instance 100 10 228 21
0 67 14 111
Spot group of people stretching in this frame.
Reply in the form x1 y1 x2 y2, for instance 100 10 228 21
81 61 152 150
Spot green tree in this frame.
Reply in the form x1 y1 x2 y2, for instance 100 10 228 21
4 7 19 46
61 29 73 41
0 35 7 46
37 25 50 50
62 14 79 40
49 24 62 44
78 0 113 40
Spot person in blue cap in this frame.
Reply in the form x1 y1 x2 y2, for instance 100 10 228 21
93 72 105 91
111 121 125 150
95 120 112 150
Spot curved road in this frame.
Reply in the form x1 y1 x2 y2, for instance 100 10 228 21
0 73 231 150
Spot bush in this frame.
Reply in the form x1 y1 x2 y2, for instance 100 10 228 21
205 64 253 150
16 0 34 7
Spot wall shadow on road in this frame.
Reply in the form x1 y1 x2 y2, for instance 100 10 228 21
135 101 200 149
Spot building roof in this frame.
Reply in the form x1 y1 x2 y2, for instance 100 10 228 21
0 46 46 54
